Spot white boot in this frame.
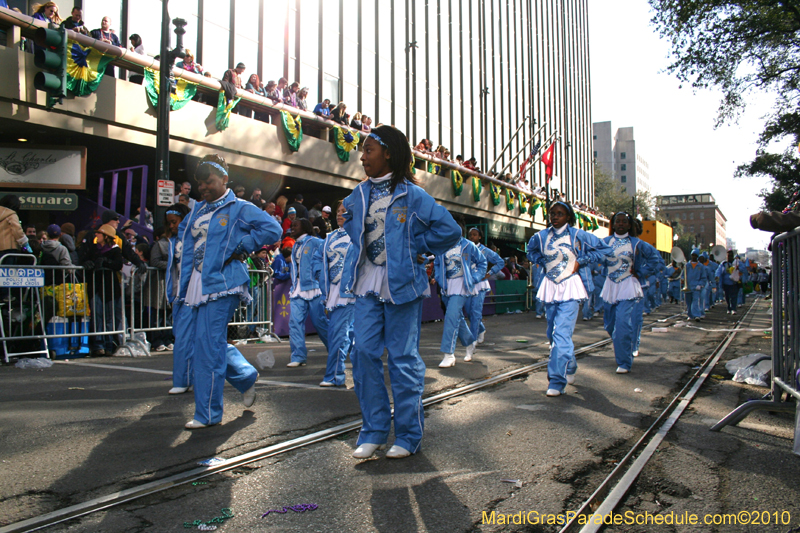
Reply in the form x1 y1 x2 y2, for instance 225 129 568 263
438 353 456 367
465 342 476 362
477 331 485 344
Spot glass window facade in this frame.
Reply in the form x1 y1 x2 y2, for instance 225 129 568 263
111 0 594 203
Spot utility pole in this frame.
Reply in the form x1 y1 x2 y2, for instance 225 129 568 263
155 1 187 186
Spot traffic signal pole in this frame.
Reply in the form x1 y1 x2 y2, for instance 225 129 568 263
155 0 187 186
33 24 67 108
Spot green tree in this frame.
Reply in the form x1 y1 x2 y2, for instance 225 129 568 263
650 0 800 211
594 163 654 219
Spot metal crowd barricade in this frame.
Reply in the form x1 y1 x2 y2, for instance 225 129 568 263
229 267 280 342
1 261 128 361
126 265 279 351
0 253 48 363
711 227 798 454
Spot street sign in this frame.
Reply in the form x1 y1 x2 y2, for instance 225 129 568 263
157 179 175 207
0 267 44 287
0 192 78 211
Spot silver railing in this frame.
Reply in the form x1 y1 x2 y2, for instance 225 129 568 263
711 227 798 454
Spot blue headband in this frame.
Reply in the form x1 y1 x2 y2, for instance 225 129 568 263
199 161 228 176
553 201 572 212
368 133 388 148
165 210 183 216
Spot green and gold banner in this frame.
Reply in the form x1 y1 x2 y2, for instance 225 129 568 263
215 92 241 132
144 68 197 111
66 40 113 97
333 126 359 161
451 170 464 196
490 183 502 206
428 161 441 174
280 111 303 151
505 188 515 211
472 176 482 202
519 194 530 214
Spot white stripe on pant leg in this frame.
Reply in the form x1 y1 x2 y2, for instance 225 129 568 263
206 372 214 424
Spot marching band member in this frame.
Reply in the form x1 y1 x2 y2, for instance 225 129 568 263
527 201 611 396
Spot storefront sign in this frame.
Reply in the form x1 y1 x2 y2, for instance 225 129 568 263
487 221 527 242
0 192 79 211
157 180 175 207
0 267 44 287
0 145 87 189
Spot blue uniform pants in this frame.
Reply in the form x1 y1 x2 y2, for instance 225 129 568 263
544 300 579 392
464 290 487 340
351 295 425 454
632 298 645 353
535 298 546 316
668 281 681 302
184 295 259 425
685 289 702 318
593 283 605 314
700 284 710 312
171 302 192 388
723 284 740 312
441 294 475 353
582 294 594 320
289 295 330 363
604 299 637 371
323 304 354 386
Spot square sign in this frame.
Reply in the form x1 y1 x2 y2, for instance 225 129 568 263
157 179 175 207
0 267 44 287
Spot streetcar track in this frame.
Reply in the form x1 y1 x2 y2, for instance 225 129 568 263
0 308 692 532
559 298 760 533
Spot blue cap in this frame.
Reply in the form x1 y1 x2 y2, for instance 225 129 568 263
287 207 296 215
691 248 700 256
700 252 709 259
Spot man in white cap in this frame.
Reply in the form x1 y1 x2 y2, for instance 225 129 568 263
313 205 332 237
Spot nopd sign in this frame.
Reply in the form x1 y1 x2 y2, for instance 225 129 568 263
0 267 44 287
0 145 87 189
0 192 78 211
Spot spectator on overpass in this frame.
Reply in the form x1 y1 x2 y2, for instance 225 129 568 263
63 6 89 35
32 2 61 24
176 50 204 75
90 16 121 78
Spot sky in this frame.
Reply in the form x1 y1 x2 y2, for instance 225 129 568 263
588 0 775 252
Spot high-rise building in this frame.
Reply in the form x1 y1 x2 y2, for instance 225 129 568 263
592 122 651 197
656 194 727 248
0 0 599 249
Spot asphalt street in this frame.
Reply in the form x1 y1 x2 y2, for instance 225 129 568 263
0 296 797 532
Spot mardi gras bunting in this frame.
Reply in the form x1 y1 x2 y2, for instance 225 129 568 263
490 183 502 206
472 176 482 202
519 194 530 214
451 170 464 196
505 188 515 211
410 157 417 175
428 161 442 174
143 68 197 111
215 92 241 131
280 111 303 151
333 126 359 161
591 216 599 231
66 40 113 96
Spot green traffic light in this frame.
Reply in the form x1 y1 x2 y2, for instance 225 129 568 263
32 24 67 107
34 71 62 92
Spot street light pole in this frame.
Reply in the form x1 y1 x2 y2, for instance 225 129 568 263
155 1 186 186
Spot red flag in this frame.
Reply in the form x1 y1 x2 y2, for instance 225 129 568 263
541 143 555 182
